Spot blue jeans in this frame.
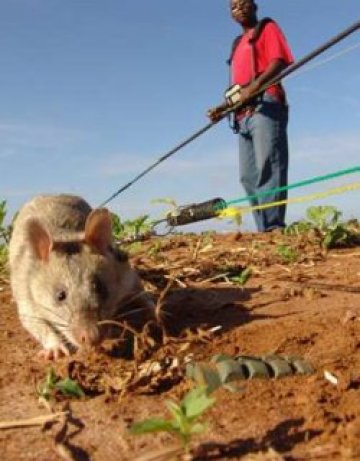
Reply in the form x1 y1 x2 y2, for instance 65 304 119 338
237 93 289 232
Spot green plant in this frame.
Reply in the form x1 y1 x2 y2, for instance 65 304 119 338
305 205 341 231
230 267 252 286
0 245 9 274
130 386 215 451
151 197 179 223
151 197 178 210
111 212 153 241
37 368 85 400
276 244 299 263
284 220 313 236
201 230 216 242
147 240 163 259
0 201 12 275
0 201 11 243
285 205 355 249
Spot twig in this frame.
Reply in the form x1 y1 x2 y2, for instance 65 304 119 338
0 411 69 430
155 277 175 323
191 237 203 262
164 274 187 288
197 272 231 285
98 319 141 338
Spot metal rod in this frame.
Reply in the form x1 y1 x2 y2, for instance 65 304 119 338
100 20 360 207
100 121 217 207
274 19 360 83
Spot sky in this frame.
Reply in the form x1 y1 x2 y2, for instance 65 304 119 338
0 0 359 232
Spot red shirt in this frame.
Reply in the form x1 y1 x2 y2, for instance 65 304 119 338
231 21 294 102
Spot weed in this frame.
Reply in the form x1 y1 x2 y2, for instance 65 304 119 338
111 212 153 242
37 368 85 401
230 267 252 286
306 206 341 232
284 205 356 249
200 230 215 247
276 244 299 264
151 197 178 210
147 240 163 259
130 386 215 451
284 220 313 236
151 197 179 225
0 201 12 276
0 245 9 276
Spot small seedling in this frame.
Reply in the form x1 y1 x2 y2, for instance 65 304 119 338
306 205 341 232
37 368 85 400
198 230 215 250
0 201 12 275
230 267 252 286
276 244 299 263
111 212 153 242
151 197 178 210
284 220 312 236
284 205 357 249
147 240 163 259
0 245 8 276
130 386 215 451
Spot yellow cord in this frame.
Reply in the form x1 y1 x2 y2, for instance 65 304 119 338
219 182 360 220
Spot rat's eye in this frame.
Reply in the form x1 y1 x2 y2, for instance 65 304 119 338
92 276 109 301
56 290 67 303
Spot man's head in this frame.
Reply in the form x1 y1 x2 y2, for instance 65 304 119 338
230 0 258 28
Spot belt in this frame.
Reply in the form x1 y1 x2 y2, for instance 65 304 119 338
235 104 257 121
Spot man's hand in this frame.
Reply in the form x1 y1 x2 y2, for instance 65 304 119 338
237 80 261 105
207 102 229 122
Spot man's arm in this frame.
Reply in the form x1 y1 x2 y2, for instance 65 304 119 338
239 58 287 103
207 59 287 122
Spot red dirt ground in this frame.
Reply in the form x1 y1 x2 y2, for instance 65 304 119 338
1 231 360 460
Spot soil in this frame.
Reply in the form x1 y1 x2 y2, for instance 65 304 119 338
1 230 360 461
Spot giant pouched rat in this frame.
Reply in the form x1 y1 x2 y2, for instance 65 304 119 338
9 194 154 359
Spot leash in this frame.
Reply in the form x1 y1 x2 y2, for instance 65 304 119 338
162 166 359 227
225 166 360 207
221 181 360 221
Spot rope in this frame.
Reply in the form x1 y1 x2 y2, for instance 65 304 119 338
220 182 360 220
225 166 360 207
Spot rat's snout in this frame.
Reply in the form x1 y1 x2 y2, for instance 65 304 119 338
72 323 101 347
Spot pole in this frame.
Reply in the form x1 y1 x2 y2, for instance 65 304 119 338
100 121 217 207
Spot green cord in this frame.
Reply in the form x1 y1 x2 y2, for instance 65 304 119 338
224 165 360 207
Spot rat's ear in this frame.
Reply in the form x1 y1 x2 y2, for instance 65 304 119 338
27 219 52 262
84 208 112 254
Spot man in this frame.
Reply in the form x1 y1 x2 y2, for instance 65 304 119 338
208 0 294 232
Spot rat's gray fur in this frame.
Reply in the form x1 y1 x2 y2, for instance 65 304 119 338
9 194 153 357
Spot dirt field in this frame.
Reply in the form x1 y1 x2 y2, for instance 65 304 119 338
1 230 360 460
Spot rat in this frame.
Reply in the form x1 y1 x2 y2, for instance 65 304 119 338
9 194 154 359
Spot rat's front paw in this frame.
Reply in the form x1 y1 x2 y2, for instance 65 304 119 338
38 343 70 360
